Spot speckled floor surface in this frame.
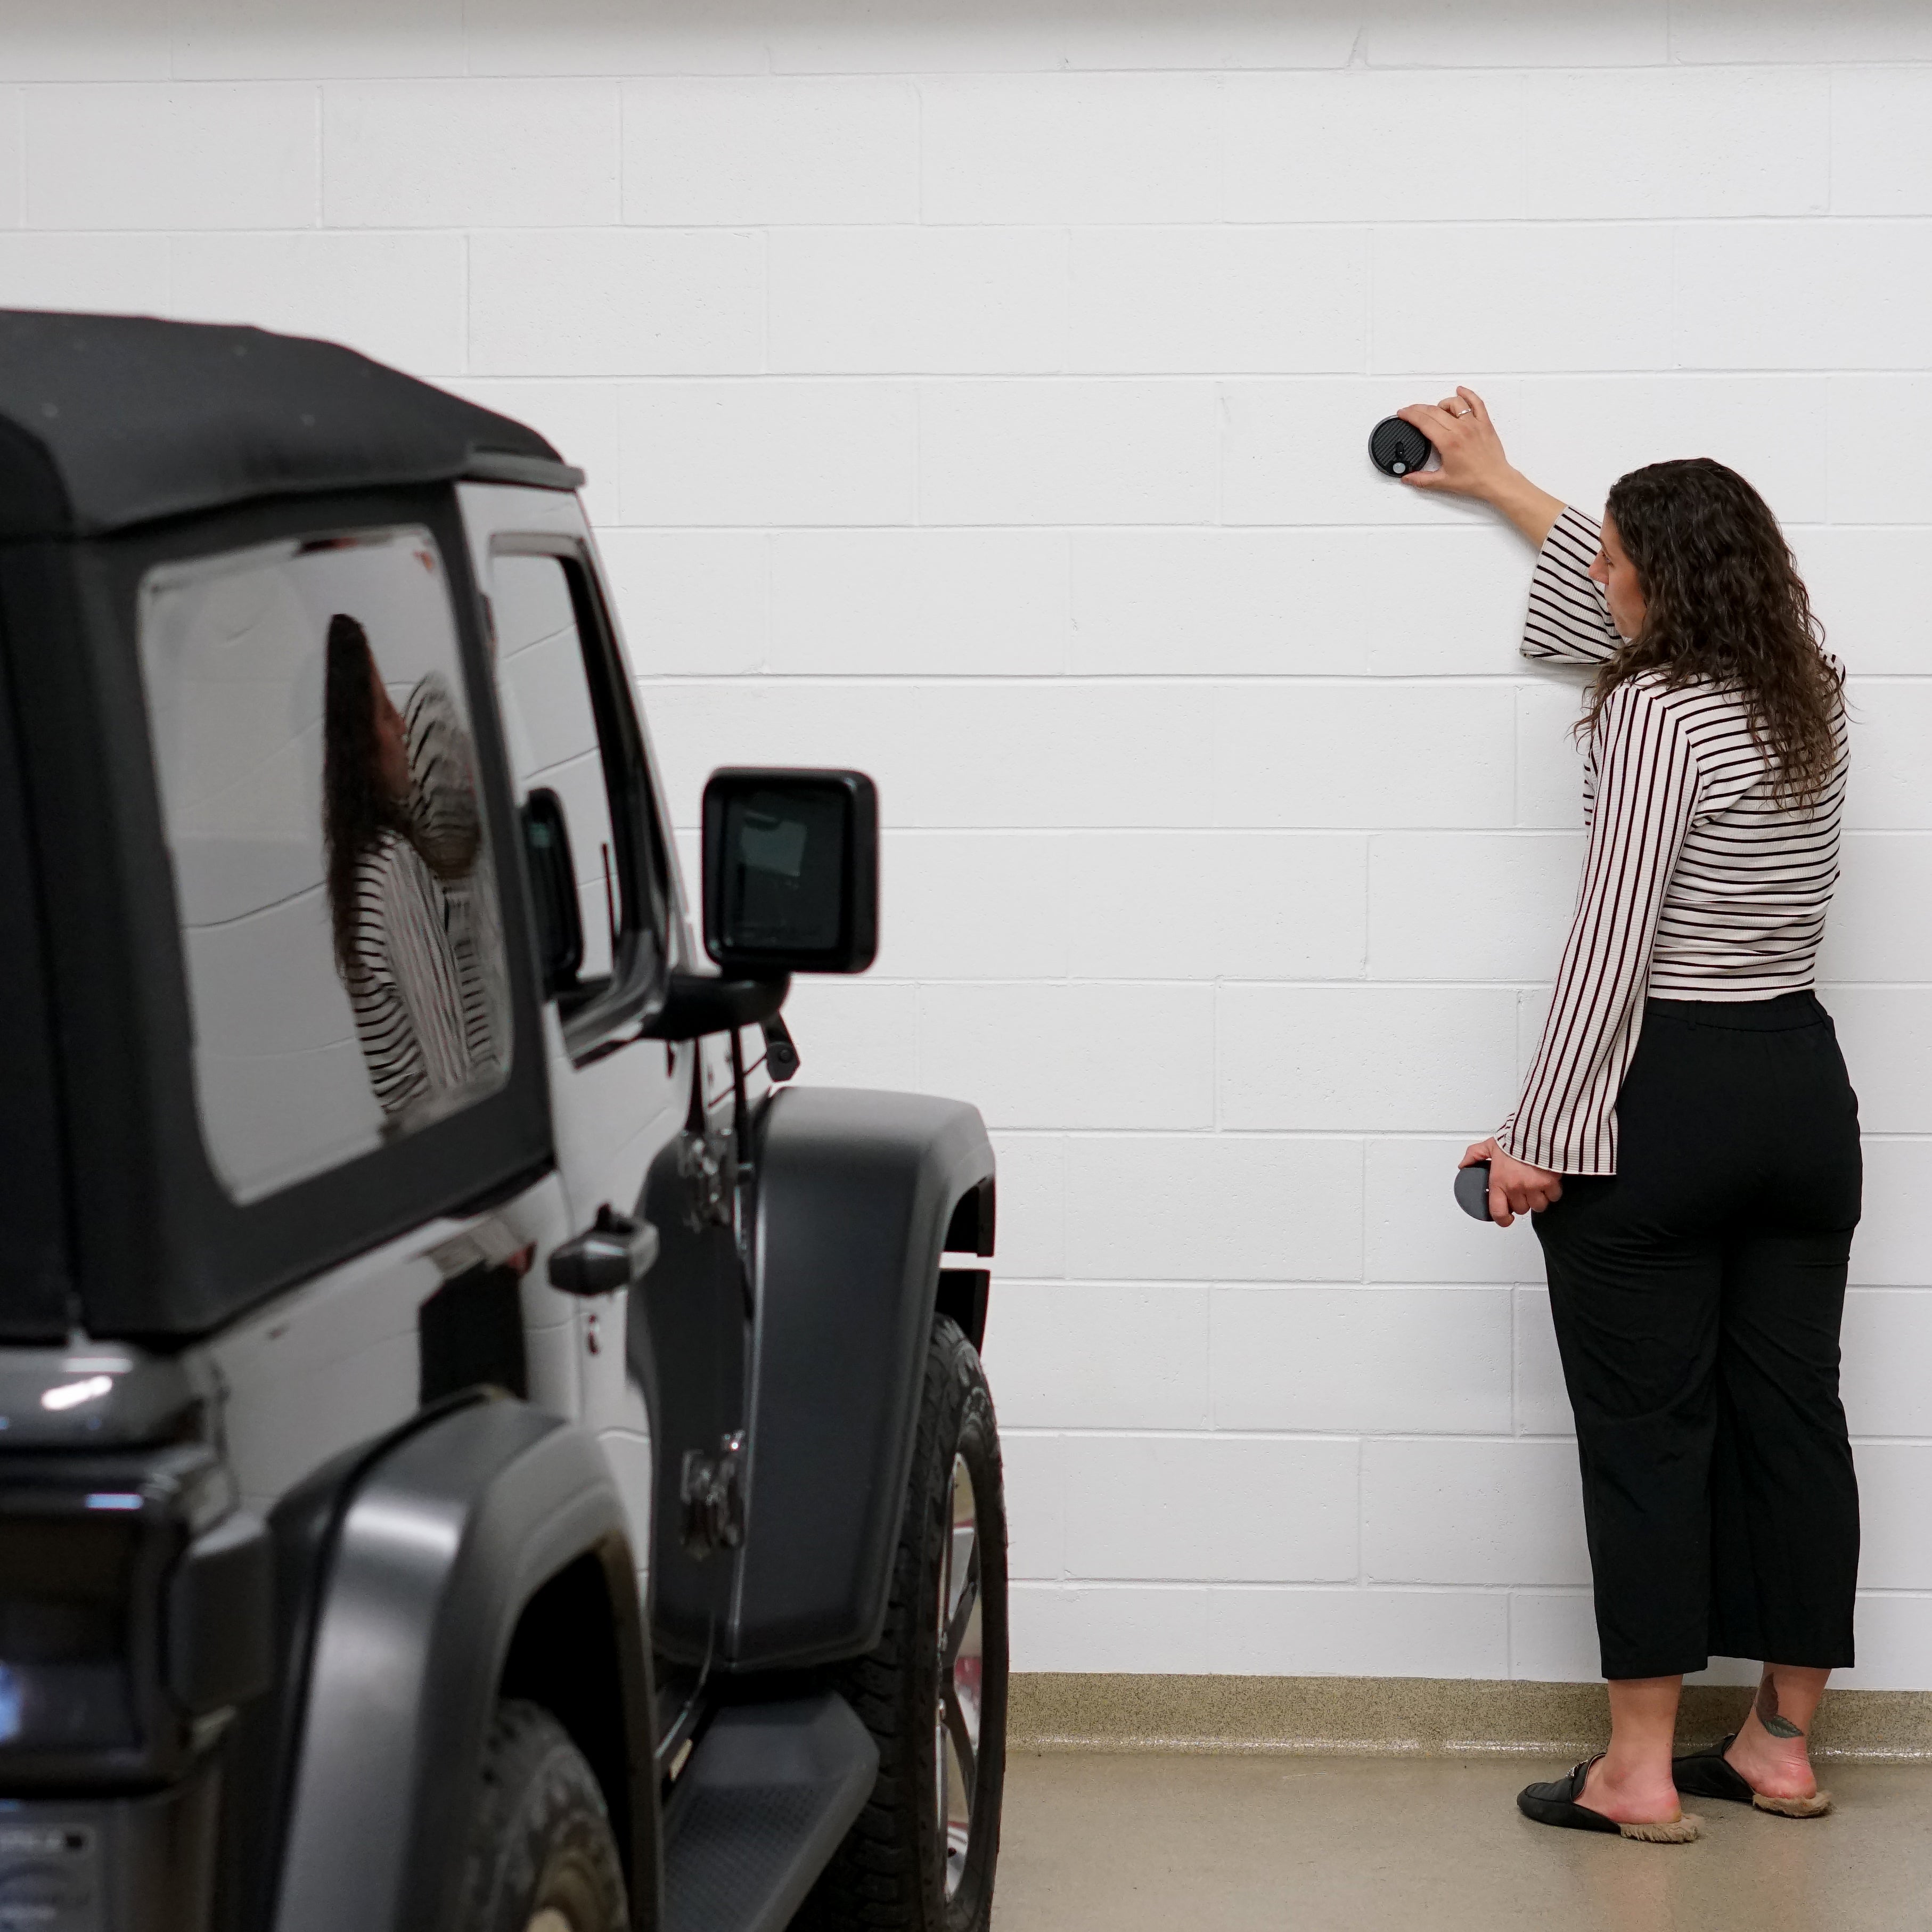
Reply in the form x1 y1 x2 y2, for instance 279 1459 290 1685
994 1751 1932 1932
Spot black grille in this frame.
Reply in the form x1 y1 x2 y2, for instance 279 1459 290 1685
1368 416 1433 477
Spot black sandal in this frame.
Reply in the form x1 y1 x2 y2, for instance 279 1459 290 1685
1518 1755 1704 1843
1673 1734 1832 1818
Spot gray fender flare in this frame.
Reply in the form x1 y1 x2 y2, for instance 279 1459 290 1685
271 1396 655 1932
728 1086 995 1671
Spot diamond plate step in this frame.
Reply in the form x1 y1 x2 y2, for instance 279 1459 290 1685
661 1693 878 1932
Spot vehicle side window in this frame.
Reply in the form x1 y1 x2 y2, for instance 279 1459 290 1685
137 528 512 1202
490 550 660 1039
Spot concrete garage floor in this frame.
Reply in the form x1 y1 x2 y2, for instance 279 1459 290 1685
996 1751 1932 1932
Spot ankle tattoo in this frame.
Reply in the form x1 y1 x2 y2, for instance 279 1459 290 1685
1756 1678 1805 1741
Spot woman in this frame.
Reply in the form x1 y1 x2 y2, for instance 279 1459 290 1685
1405 391 1860 1844
322 612 487 1128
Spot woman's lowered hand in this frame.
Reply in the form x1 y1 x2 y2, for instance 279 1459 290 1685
1396 387 1563 546
1459 1136 1563 1229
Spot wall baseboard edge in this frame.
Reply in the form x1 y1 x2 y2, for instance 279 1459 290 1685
1009 1674 1932 1761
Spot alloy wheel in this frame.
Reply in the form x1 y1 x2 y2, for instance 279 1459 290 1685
935 1451 983 1900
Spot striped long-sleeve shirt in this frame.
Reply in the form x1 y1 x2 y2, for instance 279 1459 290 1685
1496 507 1848 1176
345 675 509 1129
346 828 475 1125
404 673 509 1082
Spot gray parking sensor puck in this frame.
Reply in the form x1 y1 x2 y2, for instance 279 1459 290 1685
1369 416 1433 478
1454 1160 1494 1222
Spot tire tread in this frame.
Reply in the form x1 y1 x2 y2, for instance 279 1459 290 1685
799 1315 1006 1932
459 1697 628 1932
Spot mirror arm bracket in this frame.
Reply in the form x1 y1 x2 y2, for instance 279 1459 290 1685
637 968 790 1042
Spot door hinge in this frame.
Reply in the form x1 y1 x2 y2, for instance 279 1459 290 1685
679 1431 745 1560
675 1128 733 1232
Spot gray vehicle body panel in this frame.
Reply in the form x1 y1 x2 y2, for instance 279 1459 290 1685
730 1086 995 1670
271 1397 656 1932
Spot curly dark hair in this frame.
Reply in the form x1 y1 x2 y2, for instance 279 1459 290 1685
322 613 408 979
1582 459 1843 807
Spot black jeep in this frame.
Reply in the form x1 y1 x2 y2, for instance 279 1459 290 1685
0 311 1007 1932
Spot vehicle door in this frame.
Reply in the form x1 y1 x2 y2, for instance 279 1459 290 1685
454 483 750 1749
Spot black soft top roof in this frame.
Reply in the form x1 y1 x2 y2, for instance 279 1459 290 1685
0 310 581 540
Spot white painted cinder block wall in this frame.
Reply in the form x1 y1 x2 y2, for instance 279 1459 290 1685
7 0 1932 1688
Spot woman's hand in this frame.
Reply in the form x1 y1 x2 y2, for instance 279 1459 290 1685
1395 387 1564 547
1460 1136 1563 1229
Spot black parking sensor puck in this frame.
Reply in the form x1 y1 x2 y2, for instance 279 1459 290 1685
1454 1160 1494 1222
1369 416 1433 478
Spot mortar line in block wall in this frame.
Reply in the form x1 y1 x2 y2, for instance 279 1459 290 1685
910 374 923 527
993 1278 1544 1292
856 1123 1932 1140
439 359 1932 375
1201 1287 1217 1432
16 67 1896 92
1013 1578 1524 1593
758 224 771 375
613 75 629 229
1353 1434 1364 1586
755 968 1932 993
1357 1142 1369 1286
1000 1422 1932 1446
837 826 1927 845
1669 214 1683 359
1511 1273 1524 1439
259 212 1932 238
1017 1581 1570 1597
759 971 1799 991
306 84 323 231
604 519 1880 535
1826 61 1838 212
1209 972 1221 1134
380 366 1932 387
758 529 774 674
186 47 1932 75
636 669 1928 687
1353 840 1376 977
912 77 923 225
1014 1581 1932 1600
1000 1426 1528 1443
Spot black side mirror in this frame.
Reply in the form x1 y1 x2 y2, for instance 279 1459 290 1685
702 769 878 976
520 787 583 997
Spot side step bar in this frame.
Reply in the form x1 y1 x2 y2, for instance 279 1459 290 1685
661 1693 878 1932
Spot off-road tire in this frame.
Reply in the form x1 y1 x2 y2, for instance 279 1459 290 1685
799 1313 1009 1932
457 1698 628 1932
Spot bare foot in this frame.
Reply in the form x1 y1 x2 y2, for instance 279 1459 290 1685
1726 1708 1820 1802
1580 1755 1686 1825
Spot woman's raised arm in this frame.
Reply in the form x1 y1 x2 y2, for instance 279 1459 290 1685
1401 388 1617 664
1397 387 1564 547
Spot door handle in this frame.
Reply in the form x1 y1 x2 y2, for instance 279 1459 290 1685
547 1205 660 1298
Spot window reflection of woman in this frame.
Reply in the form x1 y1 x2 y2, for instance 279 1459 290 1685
403 672 509 1081
322 612 489 1128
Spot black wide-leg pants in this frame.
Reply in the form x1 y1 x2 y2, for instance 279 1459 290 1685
1533 992 1863 1681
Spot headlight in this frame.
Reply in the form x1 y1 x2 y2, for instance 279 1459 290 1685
0 1353 268 1791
